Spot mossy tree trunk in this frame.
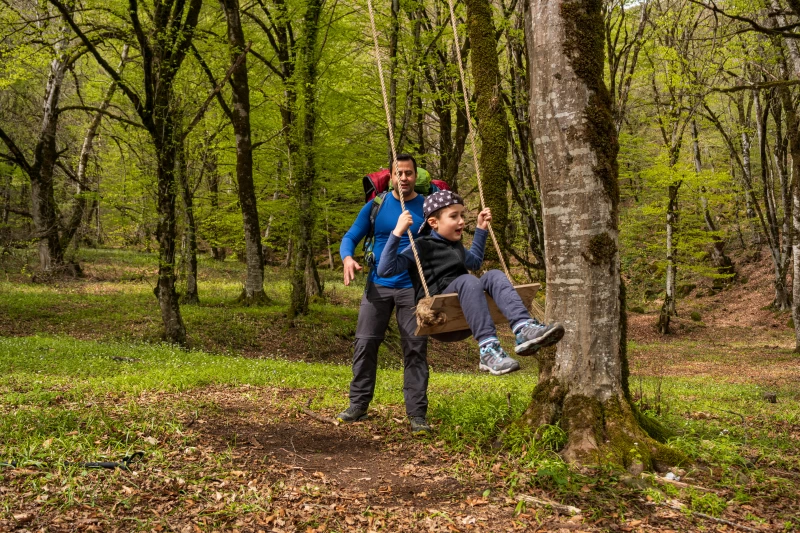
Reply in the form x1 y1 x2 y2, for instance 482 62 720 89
51 0 202 344
524 0 676 469
465 0 510 250
288 0 323 319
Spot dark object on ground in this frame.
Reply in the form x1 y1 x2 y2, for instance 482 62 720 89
690 311 702 322
762 391 777 403
0 451 144 470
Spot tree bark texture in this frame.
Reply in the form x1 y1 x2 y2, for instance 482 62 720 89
465 0 511 249
524 0 674 468
220 0 268 304
176 128 199 305
288 0 323 318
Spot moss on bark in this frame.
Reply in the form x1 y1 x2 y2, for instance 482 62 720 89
465 0 511 249
559 0 620 217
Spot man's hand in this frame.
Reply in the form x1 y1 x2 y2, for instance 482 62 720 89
343 256 362 286
393 210 414 236
477 208 492 230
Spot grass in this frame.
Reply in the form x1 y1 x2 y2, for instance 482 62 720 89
1 247 799 530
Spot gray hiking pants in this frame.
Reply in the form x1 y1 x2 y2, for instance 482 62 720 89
350 282 429 418
440 270 531 344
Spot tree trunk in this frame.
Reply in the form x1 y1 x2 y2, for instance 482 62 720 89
691 121 735 288
206 154 226 261
220 0 268 305
656 181 679 334
465 0 511 249
153 113 187 345
288 0 323 319
524 0 674 468
31 36 69 270
61 45 130 254
177 127 199 305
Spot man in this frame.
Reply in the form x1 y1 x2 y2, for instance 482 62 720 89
338 154 430 434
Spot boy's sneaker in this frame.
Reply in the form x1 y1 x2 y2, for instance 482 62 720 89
515 319 565 356
410 416 431 434
479 342 520 375
336 406 368 423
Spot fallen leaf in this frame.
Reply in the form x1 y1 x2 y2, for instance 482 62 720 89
14 513 34 523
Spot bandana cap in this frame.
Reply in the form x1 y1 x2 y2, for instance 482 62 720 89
419 190 464 234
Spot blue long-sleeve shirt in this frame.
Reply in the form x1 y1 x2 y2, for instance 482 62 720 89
339 193 425 288
377 227 488 279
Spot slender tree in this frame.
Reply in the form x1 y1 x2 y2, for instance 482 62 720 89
50 0 203 344
219 0 269 304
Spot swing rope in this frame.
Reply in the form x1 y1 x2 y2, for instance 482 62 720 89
367 0 446 326
366 0 543 325
446 0 544 321
445 0 513 284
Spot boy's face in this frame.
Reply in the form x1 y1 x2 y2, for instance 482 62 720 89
429 204 465 241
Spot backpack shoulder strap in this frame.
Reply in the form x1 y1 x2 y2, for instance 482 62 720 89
366 191 390 242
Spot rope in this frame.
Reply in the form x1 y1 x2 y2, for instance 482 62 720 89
446 0 513 283
366 0 432 299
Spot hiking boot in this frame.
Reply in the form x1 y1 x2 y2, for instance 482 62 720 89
410 416 432 435
514 319 565 356
479 342 520 376
336 406 368 423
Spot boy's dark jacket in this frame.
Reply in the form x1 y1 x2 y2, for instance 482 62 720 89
407 236 468 303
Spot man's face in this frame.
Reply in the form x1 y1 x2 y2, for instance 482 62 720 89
392 160 417 197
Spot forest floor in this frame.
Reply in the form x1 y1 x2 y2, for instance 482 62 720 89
0 248 798 532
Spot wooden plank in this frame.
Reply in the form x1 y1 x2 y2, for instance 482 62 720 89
415 283 540 336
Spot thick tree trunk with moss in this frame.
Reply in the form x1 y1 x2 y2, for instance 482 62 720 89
288 0 323 319
523 0 676 469
465 0 510 249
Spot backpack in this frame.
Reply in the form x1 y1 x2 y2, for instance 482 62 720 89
362 168 450 268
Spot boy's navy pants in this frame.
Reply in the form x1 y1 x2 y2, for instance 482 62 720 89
350 282 429 418
439 270 531 343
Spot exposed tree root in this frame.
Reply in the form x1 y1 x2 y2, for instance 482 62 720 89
237 289 270 306
520 378 685 472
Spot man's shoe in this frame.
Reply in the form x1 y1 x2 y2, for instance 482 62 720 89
336 406 368 423
479 342 520 375
410 416 432 434
515 320 565 356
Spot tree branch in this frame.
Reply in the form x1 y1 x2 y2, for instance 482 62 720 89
0 125 31 173
183 42 252 140
690 0 800 38
47 0 146 125
58 105 146 129
713 79 800 93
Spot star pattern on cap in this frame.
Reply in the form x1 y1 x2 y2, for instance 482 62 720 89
419 190 464 233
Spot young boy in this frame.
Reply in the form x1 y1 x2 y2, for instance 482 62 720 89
377 190 564 375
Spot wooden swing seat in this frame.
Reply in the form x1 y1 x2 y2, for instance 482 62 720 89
414 283 541 336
